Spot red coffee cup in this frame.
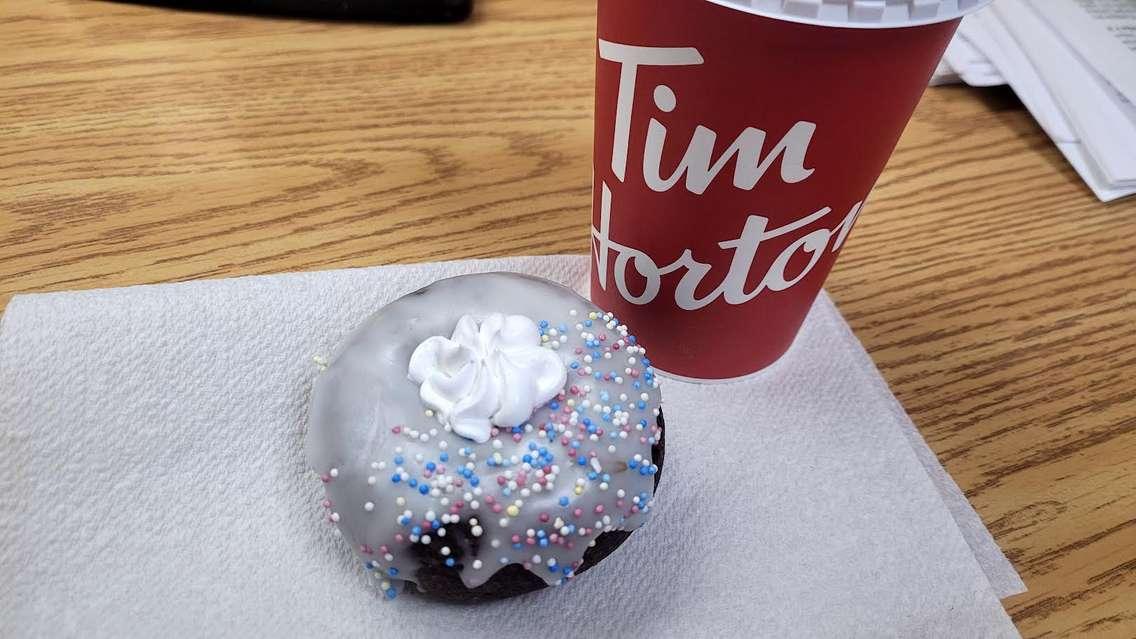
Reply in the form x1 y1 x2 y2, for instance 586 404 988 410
590 0 988 380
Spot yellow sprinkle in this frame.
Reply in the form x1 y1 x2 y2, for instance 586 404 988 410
573 486 584 495
541 335 550 342
506 505 520 517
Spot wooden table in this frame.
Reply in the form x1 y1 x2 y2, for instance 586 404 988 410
2 1 1133 635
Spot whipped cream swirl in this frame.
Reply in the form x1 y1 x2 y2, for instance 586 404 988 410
408 313 567 443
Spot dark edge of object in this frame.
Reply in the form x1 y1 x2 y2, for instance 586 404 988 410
103 0 473 23
407 410 666 604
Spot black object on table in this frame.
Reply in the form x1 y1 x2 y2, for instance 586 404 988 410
109 0 473 22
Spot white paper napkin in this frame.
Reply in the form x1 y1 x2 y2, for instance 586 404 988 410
0 255 1022 638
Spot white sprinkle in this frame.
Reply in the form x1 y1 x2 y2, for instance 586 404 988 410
438 527 446 537
370 462 380 469
440 546 451 556
532 554 542 564
330 512 340 522
421 535 431 545
364 502 374 512
424 409 434 417
396 497 406 507
499 517 509 527
617 489 626 498
473 559 484 569
608 445 617 454
328 468 339 478
491 539 501 548
367 476 377 485
471 525 484 537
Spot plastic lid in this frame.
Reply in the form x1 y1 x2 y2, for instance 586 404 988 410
706 0 993 28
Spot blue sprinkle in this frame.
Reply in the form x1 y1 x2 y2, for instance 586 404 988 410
385 588 398 600
408 478 418 488
602 473 611 481
584 319 592 327
629 336 637 344
470 477 480 487
571 441 581 448
601 414 612 423
388 567 399 577
594 372 603 380
639 466 650 475
562 566 572 575
570 362 579 369
445 558 455 567
647 465 658 475
439 452 449 462
390 474 401 484
418 484 430 495
550 401 560 410
536 530 546 538
425 462 436 472
393 455 404 465
539 447 549 456
638 401 647 410
633 381 642 390
600 391 610 402
398 516 410 526
539 320 549 328
549 564 558 573
559 496 570 507
640 419 649 427
628 458 639 469
365 561 375 570
642 357 651 366
559 324 568 332
587 471 598 480
540 538 550 548
431 520 441 529
512 543 523 550
411 526 422 536
522 454 533 464
577 457 587 466
582 418 592 426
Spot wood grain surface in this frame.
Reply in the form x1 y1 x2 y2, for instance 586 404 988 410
1 1 1133 636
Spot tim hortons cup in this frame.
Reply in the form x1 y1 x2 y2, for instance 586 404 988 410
590 0 990 380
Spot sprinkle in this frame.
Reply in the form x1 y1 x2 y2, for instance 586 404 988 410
364 502 375 512
472 559 484 570
506 505 520 517
328 468 339 478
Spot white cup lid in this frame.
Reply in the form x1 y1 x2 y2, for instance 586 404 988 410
707 0 992 28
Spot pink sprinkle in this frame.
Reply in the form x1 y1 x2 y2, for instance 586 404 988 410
321 499 332 508
511 534 521 543
453 500 465 509
616 499 625 508
630 369 640 378
490 427 500 437
596 428 605 437
542 465 552 474
512 433 523 442
379 545 389 554
594 505 604 514
572 508 583 518
453 479 464 487
560 436 570 446
516 474 526 486
523 562 532 570
485 495 496 504
575 347 583 354
492 504 503 513
640 436 648 444
394 534 405 542
566 541 575 550
570 385 579 395
537 477 547 486
567 449 577 458
497 476 507 486
360 544 373 555
550 533 559 543
539 512 550 522
391 426 402 434
612 343 621 350
526 538 536 546
320 474 331 483
577 370 587 377
599 334 607 341
630 505 640 514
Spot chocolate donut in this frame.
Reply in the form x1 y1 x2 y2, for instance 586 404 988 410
306 273 664 603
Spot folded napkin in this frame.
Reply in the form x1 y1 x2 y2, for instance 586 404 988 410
0 255 1022 638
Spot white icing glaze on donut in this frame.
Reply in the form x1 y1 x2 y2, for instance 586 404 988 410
306 273 662 597
408 313 567 443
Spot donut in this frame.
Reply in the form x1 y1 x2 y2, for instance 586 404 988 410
306 272 664 603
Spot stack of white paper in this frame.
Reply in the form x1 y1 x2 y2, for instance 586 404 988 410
931 0 1136 202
